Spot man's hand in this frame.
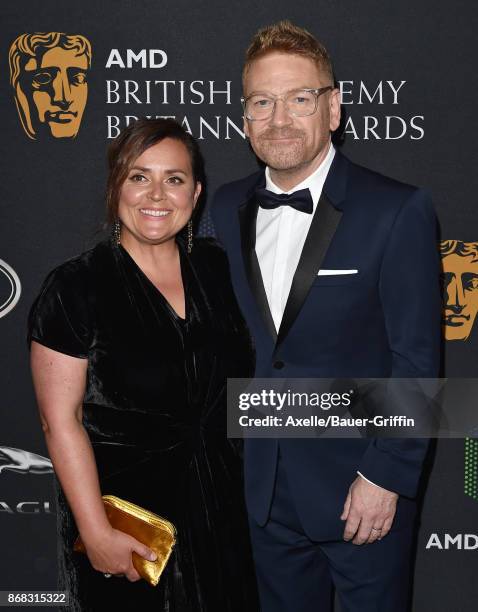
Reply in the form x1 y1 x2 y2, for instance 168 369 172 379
340 476 398 545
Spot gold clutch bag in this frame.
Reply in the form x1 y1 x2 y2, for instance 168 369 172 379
73 495 176 586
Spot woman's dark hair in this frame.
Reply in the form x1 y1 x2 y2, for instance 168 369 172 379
106 118 205 224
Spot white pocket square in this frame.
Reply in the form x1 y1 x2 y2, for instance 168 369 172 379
317 269 358 276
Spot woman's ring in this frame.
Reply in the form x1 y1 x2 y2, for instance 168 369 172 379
371 527 382 531
104 573 112 578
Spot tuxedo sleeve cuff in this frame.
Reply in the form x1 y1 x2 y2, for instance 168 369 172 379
356 471 381 488
357 439 429 498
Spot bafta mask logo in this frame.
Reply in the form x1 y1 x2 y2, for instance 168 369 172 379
9 32 92 139
440 240 478 341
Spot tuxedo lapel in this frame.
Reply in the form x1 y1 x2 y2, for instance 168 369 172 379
238 182 278 341
237 151 349 350
274 152 349 351
275 192 342 349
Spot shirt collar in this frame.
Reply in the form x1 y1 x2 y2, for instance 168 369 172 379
265 143 335 211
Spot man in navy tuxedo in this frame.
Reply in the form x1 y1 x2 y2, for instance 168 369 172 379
211 20 441 612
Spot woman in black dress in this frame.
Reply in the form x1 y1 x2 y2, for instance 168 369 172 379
28 118 259 611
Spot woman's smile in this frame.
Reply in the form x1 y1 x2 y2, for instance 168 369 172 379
139 208 172 218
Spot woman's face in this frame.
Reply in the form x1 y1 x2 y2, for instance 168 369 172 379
118 138 201 247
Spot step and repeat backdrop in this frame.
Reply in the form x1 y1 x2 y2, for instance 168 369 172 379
1 1 477 610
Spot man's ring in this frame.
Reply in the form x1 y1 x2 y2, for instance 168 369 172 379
104 573 112 578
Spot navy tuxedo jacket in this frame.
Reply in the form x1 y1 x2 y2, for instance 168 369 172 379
211 151 441 540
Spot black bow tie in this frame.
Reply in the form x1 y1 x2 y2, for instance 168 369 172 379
256 187 314 214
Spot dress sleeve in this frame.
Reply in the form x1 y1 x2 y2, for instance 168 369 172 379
27 262 91 359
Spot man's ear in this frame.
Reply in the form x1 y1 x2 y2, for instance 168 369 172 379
243 116 250 139
329 88 341 133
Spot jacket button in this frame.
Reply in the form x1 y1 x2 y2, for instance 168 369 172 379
273 360 285 370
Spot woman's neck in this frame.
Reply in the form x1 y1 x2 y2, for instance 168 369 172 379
120 234 179 272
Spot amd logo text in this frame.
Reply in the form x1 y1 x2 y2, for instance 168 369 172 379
106 49 168 69
0 501 52 514
426 533 478 550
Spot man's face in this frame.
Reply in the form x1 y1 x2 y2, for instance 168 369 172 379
17 47 88 138
243 52 340 176
441 252 478 341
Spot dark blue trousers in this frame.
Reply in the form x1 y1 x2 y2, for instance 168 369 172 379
248 452 414 612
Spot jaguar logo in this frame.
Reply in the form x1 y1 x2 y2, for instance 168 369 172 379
0 446 53 475
0 259 21 319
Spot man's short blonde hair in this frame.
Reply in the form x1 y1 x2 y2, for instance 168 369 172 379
243 20 334 87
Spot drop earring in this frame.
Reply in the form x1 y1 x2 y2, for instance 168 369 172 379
113 219 121 245
187 219 193 254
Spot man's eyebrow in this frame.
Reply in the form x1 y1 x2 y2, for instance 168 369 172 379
246 87 314 96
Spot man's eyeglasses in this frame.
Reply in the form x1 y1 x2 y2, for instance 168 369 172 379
241 87 333 121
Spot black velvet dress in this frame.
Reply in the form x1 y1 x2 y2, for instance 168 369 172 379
27 237 259 612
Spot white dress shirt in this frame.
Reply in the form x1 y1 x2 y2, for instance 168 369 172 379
255 143 335 332
255 143 381 491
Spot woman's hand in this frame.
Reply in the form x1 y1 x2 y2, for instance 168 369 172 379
82 526 157 582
